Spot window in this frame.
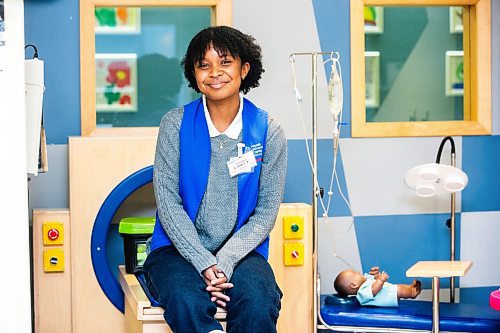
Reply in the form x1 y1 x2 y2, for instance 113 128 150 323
80 0 232 136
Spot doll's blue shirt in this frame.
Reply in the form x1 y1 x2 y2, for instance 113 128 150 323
356 273 398 307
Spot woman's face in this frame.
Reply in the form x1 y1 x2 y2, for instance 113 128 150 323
194 46 250 103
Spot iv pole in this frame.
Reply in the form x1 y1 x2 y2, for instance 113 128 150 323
289 51 336 332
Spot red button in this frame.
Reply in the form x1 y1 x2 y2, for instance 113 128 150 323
47 228 59 240
291 250 299 259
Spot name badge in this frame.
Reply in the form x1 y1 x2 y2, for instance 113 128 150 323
227 150 257 177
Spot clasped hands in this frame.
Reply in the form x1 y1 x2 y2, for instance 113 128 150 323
203 265 233 308
369 266 389 282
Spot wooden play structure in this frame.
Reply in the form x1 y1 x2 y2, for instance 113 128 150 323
32 136 314 333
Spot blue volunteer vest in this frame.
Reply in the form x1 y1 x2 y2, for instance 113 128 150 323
150 97 270 259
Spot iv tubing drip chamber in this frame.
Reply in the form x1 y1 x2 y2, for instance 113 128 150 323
333 116 340 154
294 87 303 103
333 130 340 154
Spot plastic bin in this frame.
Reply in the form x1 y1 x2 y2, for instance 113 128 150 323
119 217 155 274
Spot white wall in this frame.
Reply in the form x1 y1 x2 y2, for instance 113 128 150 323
0 0 31 332
234 0 334 140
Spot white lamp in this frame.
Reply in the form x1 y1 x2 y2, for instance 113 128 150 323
404 136 468 303
405 162 468 197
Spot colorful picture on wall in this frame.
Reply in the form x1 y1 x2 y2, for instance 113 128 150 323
365 51 380 108
364 6 384 34
445 50 464 96
95 7 141 34
95 53 138 112
449 6 463 33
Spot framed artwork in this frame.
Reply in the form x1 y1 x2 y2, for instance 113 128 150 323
449 6 463 34
445 50 464 97
364 6 384 34
365 51 380 108
95 53 138 112
95 7 141 34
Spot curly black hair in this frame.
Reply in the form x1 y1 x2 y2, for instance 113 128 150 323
182 26 264 95
333 272 350 297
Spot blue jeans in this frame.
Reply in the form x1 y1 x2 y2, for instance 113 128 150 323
143 246 282 333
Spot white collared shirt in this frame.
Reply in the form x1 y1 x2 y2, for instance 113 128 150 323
202 94 243 139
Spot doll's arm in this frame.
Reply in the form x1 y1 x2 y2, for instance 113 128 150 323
371 271 389 296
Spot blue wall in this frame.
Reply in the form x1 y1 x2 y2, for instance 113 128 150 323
24 0 80 144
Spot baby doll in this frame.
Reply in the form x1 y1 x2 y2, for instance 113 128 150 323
334 266 422 307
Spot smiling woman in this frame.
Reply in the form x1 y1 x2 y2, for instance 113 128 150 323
182 26 263 94
145 26 287 333
193 49 248 103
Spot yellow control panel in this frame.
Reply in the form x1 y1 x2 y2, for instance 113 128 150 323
283 216 304 239
283 242 304 266
43 248 65 272
42 221 64 246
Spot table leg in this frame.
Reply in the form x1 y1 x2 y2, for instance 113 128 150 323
432 276 440 333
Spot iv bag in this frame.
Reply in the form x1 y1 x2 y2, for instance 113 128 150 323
328 61 343 118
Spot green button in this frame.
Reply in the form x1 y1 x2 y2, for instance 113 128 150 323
291 224 299 232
